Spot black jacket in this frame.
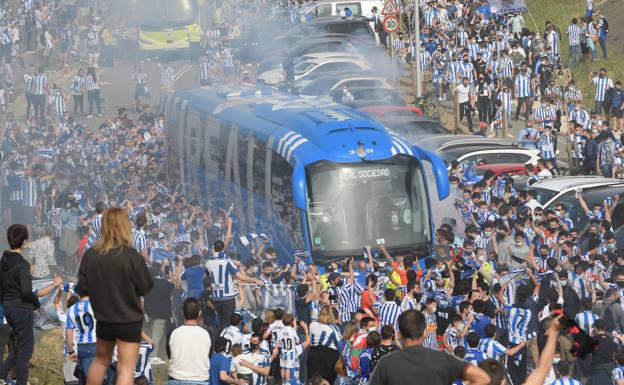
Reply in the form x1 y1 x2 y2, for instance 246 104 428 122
78 246 153 323
0 250 40 310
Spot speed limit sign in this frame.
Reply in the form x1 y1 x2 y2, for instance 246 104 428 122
382 15 400 33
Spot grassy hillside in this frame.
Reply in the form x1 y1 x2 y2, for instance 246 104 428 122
524 0 624 108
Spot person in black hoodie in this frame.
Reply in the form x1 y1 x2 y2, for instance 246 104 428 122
0 224 40 385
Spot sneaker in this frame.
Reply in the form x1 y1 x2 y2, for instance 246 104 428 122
149 357 165 365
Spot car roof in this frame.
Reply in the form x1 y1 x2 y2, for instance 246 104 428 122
528 176 624 191
359 105 424 115
301 57 370 65
414 135 514 151
301 52 364 60
308 16 371 24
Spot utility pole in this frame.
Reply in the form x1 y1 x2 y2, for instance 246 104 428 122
414 0 422 98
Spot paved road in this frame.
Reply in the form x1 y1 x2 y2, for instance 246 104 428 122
8 57 200 124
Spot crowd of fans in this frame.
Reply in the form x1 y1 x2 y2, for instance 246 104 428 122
0 1 622 385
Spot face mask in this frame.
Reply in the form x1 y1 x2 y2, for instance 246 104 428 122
367 327 377 332
607 243 617 251
555 210 562 216
515 241 524 247
249 343 258 351
322 215 330 224
484 231 492 238
343 89 348 94
336 280 344 287
391 214 399 226
594 210 602 217
534 215 543 221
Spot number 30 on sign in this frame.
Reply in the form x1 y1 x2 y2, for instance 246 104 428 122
382 15 399 33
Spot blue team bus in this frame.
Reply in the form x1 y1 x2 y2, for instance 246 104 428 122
160 88 449 263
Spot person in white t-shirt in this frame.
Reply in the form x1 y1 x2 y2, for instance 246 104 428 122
167 298 212 382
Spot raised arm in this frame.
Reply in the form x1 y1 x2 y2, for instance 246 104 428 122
577 192 590 215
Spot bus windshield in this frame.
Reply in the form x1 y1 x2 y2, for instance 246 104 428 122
306 158 431 257
139 0 197 29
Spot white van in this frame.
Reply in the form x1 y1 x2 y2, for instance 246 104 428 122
300 1 384 21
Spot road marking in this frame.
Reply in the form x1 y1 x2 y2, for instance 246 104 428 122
173 63 192 84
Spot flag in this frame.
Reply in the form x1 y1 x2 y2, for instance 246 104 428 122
460 161 482 186
260 283 295 314
239 233 269 248
156 183 169 195
35 148 55 159
173 233 191 245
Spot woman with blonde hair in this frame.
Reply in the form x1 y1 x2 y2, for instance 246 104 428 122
78 208 153 385
307 305 342 385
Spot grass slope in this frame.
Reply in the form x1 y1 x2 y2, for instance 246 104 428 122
525 0 624 108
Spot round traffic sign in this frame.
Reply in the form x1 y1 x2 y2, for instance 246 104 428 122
382 15 400 34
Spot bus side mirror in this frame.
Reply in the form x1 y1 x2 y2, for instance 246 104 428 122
414 147 450 201
292 163 308 210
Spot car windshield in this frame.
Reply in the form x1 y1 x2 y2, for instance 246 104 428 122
306 158 430 258
527 187 559 205
298 77 339 95
294 61 317 76
436 147 475 165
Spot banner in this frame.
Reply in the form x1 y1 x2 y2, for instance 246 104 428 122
488 0 528 15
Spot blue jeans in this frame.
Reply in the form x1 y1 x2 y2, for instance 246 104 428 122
78 343 97 385
599 36 608 59
167 380 210 385
569 45 580 67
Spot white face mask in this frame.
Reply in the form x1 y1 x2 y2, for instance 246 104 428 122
391 214 399 226
322 215 330 224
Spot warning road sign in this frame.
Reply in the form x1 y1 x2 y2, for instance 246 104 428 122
381 0 399 15
382 15 400 33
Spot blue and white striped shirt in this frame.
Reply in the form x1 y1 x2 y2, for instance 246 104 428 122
30 73 47 95
338 282 364 322
567 25 582 46
135 342 153 384
445 325 462 349
593 76 613 101
206 253 240 300
21 176 38 208
423 311 438 349
575 310 599 333
550 378 583 385
508 306 531 344
478 337 507 360
70 75 85 96
66 299 96 344
464 348 486 366
85 214 103 249
515 73 532 98
133 229 147 252
160 65 175 87
377 301 402 330
309 322 341 350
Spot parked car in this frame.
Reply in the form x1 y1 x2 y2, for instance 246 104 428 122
296 74 394 98
299 0 383 21
527 176 624 230
359 105 425 118
257 34 378 73
321 86 406 108
258 57 372 85
475 163 530 178
379 116 451 137
273 17 375 47
413 135 568 172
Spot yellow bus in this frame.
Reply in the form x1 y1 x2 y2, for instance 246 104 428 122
137 0 202 53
